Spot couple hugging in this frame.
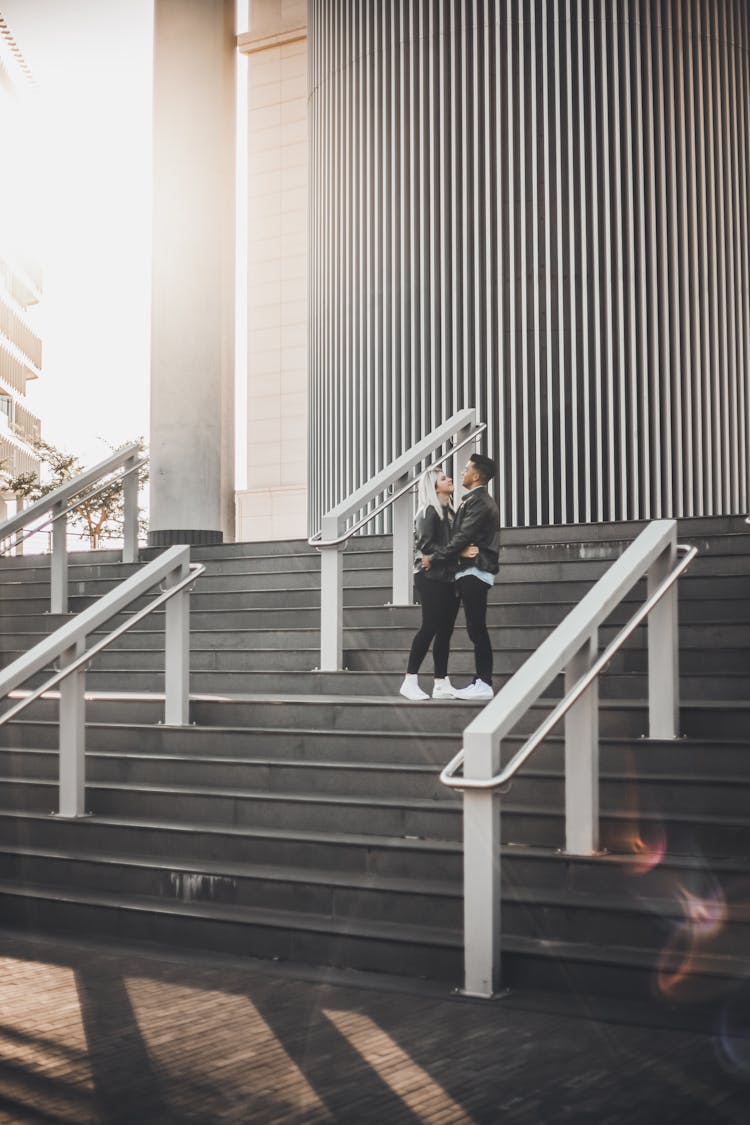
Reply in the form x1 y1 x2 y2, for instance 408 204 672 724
400 453 500 702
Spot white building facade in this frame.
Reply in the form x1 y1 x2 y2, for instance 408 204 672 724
0 14 42 513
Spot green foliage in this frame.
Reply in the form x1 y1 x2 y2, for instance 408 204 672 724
3 438 149 550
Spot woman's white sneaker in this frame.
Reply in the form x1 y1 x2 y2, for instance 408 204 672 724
399 675 430 701
432 678 458 699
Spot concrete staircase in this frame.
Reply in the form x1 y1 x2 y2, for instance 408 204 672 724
0 516 748 997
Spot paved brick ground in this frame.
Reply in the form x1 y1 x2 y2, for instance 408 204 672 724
0 930 748 1124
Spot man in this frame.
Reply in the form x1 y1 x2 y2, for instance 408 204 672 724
422 453 500 700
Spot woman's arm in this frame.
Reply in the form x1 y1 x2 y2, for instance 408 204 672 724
414 508 443 557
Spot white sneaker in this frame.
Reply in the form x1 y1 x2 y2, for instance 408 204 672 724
399 676 429 701
432 678 458 699
454 680 494 701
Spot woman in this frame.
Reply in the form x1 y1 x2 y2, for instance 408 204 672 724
399 468 476 701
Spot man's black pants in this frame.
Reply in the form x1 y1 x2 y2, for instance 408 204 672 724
457 574 493 686
406 572 460 678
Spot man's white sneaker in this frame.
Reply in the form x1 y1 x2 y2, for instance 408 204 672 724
454 680 494 701
399 677 430 701
432 678 458 699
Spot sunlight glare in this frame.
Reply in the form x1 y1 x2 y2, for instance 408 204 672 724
126 977 331 1120
324 1007 476 1125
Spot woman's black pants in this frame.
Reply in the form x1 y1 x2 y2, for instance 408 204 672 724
406 572 460 678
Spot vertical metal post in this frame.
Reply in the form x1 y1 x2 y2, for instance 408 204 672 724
50 502 68 614
58 642 87 817
648 540 679 738
453 423 475 506
462 729 502 998
319 545 344 671
564 632 600 854
391 475 414 606
122 458 140 564
164 560 190 725
13 495 24 556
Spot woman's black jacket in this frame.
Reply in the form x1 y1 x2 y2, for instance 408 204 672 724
414 506 455 584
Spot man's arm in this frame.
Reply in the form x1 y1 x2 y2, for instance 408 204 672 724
424 498 487 564
423 543 477 569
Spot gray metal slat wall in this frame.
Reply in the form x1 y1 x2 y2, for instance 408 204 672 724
308 0 750 531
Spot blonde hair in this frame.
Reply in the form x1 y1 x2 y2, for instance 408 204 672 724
416 467 451 520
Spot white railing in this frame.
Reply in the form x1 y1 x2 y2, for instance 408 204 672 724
0 442 146 613
439 519 697 998
0 545 202 818
309 409 486 670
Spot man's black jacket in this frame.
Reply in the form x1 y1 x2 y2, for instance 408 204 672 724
426 485 500 575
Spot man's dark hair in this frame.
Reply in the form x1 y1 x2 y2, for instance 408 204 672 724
469 453 497 484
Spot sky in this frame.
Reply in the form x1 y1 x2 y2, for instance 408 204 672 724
2 0 154 466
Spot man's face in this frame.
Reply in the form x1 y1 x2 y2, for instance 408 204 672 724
462 460 479 488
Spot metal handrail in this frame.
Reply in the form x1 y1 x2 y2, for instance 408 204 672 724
308 423 487 549
442 517 695 998
0 441 143 541
0 562 204 729
0 456 147 557
441 543 697 792
0 441 146 611
0 543 198 817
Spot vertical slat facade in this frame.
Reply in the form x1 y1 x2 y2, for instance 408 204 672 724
308 0 750 530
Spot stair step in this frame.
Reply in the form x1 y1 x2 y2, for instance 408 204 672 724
0 878 463 980
3 774 750 855
0 846 462 928
5 643 750 681
0 776 465 839
11 691 750 740
3 844 749 949
18 667 748 701
501 932 749 997
2 721 749 772
6 620 750 656
4 595 750 628
0 861 746 991
0 809 464 880
4 749 750 814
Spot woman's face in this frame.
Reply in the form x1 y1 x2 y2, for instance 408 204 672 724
435 471 454 499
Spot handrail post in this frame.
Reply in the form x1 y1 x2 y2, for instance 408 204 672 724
462 729 502 997
13 496 24 556
391 474 413 606
564 632 599 854
319 542 344 671
122 456 140 564
648 538 679 738
58 640 87 817
164 558 190 725
453 421 477 506
50 501 68 614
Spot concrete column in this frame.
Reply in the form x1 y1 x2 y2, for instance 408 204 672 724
149 0 236 546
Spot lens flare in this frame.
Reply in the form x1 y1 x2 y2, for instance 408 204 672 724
657 930 695 996
656 882 728 998
676 884 727 940
628 828 667 875
717 985 750 1078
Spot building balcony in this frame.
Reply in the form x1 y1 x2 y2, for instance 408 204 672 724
0 287 42 371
